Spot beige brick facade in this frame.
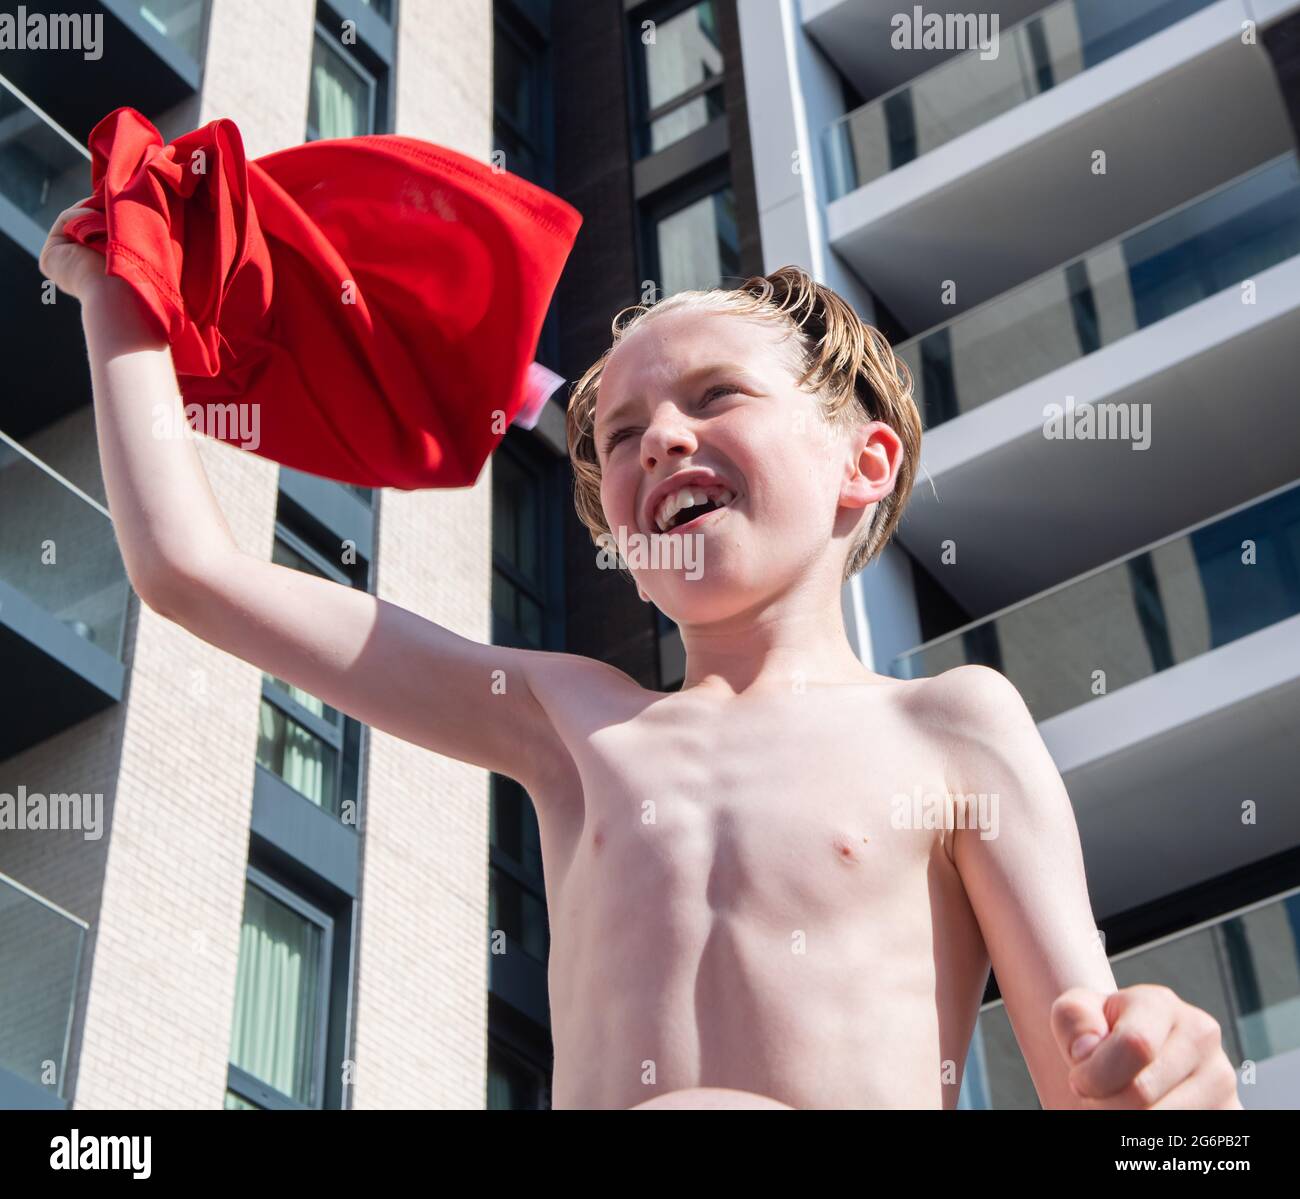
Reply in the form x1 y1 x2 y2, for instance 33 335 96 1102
2 0 499 1110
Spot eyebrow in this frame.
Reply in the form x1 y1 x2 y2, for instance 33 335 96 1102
598 362 760 434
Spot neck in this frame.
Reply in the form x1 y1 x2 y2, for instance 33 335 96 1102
675 568 874 696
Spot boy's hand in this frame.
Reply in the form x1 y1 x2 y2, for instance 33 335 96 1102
38 202 107 301
1051 985 1242 1109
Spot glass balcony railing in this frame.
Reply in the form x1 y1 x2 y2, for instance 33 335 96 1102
893 481 1300 722
133 0 211 62
825 0 1220 200
0 74 91 237
0 872 87 1100
896 153 1300 429
966 886 1300 1108
0 431 130 663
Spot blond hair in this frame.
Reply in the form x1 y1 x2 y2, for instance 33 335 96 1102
565 265 922 581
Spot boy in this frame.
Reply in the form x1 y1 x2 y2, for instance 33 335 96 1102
40 207 1241 1110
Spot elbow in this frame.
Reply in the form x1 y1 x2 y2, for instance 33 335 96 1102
130 560 202 623
131 570 184 623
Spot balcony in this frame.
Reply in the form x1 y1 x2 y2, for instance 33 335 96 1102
825 0 1221 200
803 2 1054 102
0 430 128 759
0 74 96 440
898 153 1300 429
0 872 87 1109
966 885 1300 1108
895 483 1300 913
894 154 1300 615
0 1 210 147
824 0 1295 336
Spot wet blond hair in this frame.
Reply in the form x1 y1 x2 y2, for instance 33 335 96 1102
565 265 922 581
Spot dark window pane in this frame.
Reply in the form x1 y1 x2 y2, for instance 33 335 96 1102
517 591 543 647
495 29 535 136
489 867 548 960
491 775 543 878
492 570 517 629
493 122 538 184
488 1044 544 1109
493 451 543 586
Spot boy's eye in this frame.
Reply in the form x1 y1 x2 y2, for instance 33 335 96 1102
602 384 739 454
603 428 634 454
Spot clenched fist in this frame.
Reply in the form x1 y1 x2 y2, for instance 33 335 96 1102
38 202 107 301
1052 984 1242 1109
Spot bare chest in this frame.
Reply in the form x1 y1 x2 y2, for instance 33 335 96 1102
546 689 949 919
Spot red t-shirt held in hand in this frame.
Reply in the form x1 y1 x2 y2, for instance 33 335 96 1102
63 107 582 489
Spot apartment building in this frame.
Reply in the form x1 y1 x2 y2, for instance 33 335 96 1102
0 0 523 1110
734 0 1300 1106
0 0 761 1112
3 0 1295 1112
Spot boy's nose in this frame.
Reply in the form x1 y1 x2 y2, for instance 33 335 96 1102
641 415 698 469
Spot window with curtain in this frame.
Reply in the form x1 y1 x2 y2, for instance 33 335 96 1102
654 183 739 297
228 883 326 1106
256 699 340 812
307 30 375 140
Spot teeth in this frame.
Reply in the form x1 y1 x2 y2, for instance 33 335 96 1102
653 484 736 531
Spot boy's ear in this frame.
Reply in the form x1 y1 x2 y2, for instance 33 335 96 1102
840 421 902 511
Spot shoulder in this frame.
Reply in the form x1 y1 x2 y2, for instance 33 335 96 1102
512 648 647 798
901 666 1055 810
520 647 645 705
899 664 1032 739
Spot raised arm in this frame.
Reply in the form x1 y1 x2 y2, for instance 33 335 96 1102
40 204 583 802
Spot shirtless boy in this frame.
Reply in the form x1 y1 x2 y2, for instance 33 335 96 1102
41 205 1242 1110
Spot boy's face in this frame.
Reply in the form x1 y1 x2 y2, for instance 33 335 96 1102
594 308 883 622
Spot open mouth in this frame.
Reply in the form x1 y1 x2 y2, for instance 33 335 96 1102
661 499 727 534
649 483 737 534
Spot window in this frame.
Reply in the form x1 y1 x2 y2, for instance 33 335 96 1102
488 1038 549 1109
494 22 544 184
634 0 724 157
226 874 332 1108
307 27 378 140
492 444 550 649
254 529 359 821
652 182 738 296
493 3 559 366
135 0 210 61
490 775 548 962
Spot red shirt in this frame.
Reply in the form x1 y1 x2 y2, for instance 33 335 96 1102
64 107 582 488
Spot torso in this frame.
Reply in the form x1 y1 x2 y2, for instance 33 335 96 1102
527 670 992 1109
